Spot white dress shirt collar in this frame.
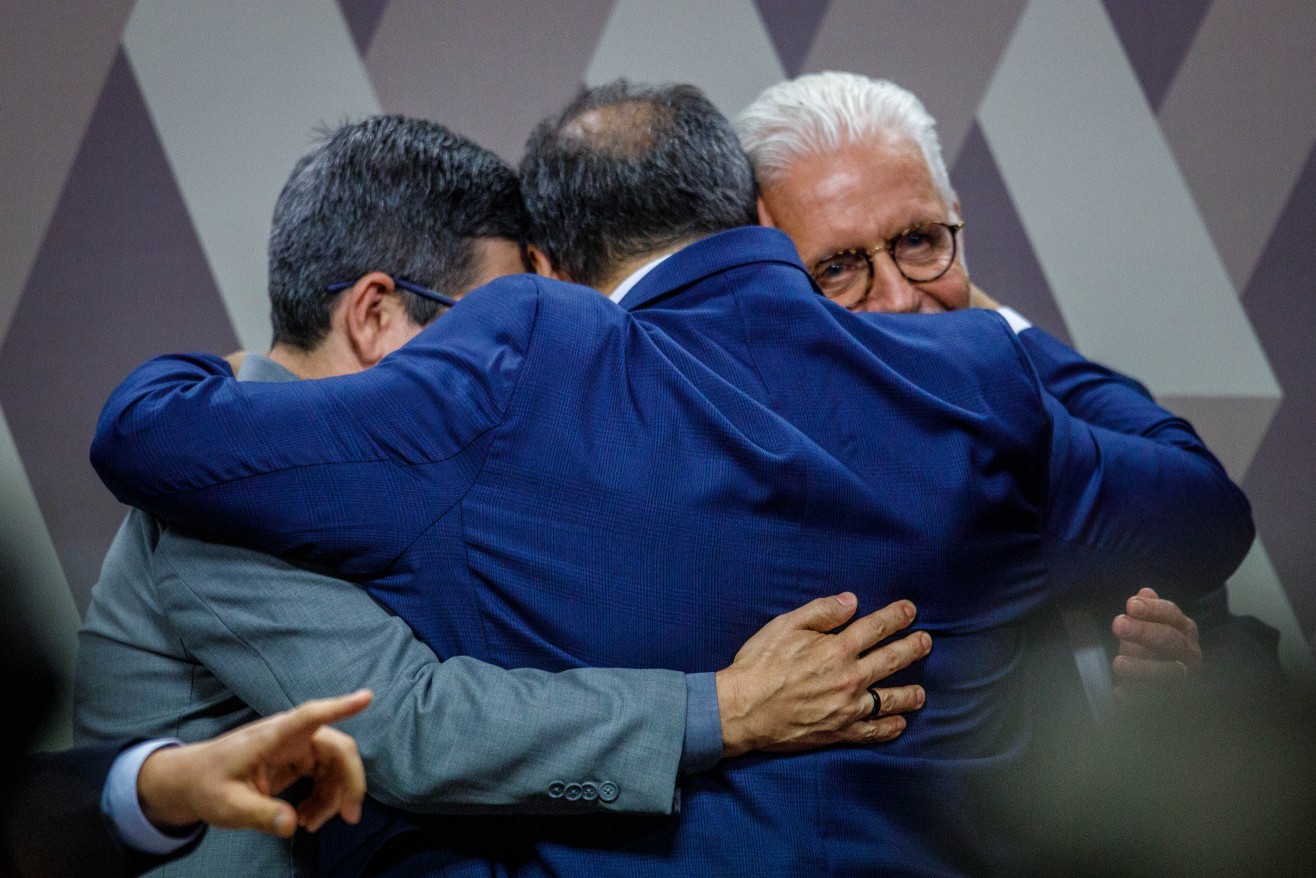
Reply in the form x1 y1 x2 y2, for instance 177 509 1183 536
608 253 674 305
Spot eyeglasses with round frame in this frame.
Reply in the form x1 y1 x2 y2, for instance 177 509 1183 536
810 221 965 309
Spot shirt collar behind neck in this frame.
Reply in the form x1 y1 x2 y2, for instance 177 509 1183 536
608 252 674 306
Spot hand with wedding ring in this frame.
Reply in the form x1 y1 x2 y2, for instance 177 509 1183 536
715 594 931 757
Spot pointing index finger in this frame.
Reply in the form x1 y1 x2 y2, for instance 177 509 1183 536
274 690 374 741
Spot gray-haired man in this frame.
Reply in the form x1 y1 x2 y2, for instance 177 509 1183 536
76 114 929 876
735 72 1225 691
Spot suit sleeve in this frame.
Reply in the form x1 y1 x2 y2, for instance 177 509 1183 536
4 742 202 878
90 278 539 575
1007 325 1255 603
151 530 688 816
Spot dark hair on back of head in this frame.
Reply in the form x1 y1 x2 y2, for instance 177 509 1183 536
268 114 525 350
519 80 758 289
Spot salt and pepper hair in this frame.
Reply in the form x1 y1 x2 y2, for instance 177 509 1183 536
734 71 958 214
520 80 758 289
268 115 524 350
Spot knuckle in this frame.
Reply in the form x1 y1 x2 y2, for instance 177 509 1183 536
860 722 886 743
214 793 245 824
840 665 867 694
829 637 853 663
876 717 905 741
889 689 914 713
870 652 897 680
848 700 868 725
833 723 862 743
895 637 923 665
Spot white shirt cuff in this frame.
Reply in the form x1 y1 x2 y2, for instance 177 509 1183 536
996 306 1033 334
103 739 203 855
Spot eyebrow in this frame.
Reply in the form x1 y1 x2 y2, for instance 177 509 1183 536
816 215 952 258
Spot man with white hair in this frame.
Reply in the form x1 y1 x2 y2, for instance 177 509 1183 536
737 72 968 315
735 71 1233 690
93 80 1254 875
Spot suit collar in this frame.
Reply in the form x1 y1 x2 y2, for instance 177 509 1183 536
610 252 674 305
620 226 815 311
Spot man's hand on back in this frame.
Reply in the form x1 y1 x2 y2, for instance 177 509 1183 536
716 594 930 757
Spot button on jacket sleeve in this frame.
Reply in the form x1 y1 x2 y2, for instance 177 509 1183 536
150 528 690 816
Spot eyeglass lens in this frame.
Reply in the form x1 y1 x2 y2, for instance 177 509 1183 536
811 223 958 306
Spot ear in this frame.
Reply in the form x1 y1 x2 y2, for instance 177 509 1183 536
525 244 567 280
341 272 405 368
756 196 777 228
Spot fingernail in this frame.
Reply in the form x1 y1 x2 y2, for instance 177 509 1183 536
919 632 932 650
1114 616 1129 635
273 812 295 836
892 716 906 730
836 592 857 609
1129 598 1145 614
903 602 916 619
915 688 925 707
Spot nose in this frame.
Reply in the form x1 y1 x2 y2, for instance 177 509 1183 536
857 252 921 314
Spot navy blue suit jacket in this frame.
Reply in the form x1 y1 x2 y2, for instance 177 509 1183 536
93 227 1252 876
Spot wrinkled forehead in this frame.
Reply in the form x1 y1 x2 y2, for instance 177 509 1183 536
758 133 959 273
770 134 950 227
785 131 937 194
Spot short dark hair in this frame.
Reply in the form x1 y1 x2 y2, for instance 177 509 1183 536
268 115 524 350
519 80 758 288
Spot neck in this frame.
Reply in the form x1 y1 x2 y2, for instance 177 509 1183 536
594 240 691 296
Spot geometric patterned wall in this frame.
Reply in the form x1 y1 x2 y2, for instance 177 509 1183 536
3 1 1313 695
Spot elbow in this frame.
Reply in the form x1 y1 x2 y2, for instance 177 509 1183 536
1186 479 1255 585
89 401 136 504
89 380 167 505
88 353 221 502
1215 484 1256 575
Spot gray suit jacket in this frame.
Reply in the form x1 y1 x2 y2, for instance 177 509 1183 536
74 355 688 877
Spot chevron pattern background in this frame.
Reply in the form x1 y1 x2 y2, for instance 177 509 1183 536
3 1 1313 708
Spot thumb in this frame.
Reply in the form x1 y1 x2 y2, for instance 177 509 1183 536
219 786 300 838
782 592 858 633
